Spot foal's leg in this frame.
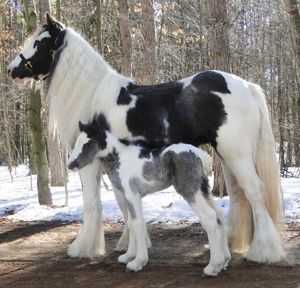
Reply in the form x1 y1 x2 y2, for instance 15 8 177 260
68 160 105 258
113 188 130 252
186 190 230 276
206 196 231 268
118 213 137 265
113 187 151 252
118 191 148 272
227 157 285 263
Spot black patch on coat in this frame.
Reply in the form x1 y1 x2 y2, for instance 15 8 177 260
12 24 66 82
79 113 110 150
126 81 183 148
48 30 67 83
92 113 110 150
125 71 229 149
191 71 231 94
95 113 111 132
119 138 130 146
117 87 132 105
138 147 162 159
139 148 151 159
100 148 123 193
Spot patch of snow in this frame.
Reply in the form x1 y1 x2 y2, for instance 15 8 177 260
0 165 299 224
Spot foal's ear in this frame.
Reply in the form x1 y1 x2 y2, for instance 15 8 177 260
78 121 86 132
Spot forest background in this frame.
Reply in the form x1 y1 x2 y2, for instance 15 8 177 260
0 0 299 204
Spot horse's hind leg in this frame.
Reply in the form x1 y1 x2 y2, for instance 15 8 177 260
221 161 253 254
187 190 230 276
226 157 285 263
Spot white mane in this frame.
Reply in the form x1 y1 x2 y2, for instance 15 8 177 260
48 28 131 149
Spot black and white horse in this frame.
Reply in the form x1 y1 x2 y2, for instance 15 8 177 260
8 13 284 265
67 116 230 276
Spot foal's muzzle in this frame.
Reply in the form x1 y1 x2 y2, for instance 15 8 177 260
68 159 79 171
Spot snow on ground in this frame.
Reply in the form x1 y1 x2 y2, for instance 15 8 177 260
0 165 299 223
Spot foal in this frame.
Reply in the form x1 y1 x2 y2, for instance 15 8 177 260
68 116 231 276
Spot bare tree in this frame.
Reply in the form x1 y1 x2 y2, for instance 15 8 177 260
22 0 52 205
141 0 156 84
207 0 230 197
93 0 102 53
118 0 132 77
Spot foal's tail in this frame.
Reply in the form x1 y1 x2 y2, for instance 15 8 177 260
248 83 283 228
198 148 212 176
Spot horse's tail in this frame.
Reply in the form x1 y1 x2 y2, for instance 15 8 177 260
248 83 283 228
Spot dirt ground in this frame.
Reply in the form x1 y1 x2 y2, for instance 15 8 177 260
0 218 299 288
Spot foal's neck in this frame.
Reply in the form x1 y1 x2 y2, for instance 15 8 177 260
98 131 129 158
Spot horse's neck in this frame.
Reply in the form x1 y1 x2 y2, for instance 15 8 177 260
48 28 128 148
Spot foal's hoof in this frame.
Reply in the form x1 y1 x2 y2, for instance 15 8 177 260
201 272 215 278
125 259 148 273
125 266 135 273
118 254 134 264
202 264 222 277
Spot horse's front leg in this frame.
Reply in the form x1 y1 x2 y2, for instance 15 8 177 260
68 159 105 258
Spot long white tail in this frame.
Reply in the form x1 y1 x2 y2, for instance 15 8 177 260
248 83 283 228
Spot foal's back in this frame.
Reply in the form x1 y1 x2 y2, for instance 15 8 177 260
115 143 209 199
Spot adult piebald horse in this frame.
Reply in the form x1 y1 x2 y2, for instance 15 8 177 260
8 13 284 266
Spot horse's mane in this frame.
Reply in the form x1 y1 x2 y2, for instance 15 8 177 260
48 27 131 148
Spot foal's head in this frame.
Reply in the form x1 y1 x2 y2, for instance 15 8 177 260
8 13 65 84
68 119 108 171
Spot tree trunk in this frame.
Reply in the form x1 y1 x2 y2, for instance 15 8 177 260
207 0 230 197
48 134 64 186
287 0 300 165
118 0 132 77
23 0 52 205
287 0 300 78
38 0 65 187
93 0 102 53
38 0 51 23
141 0 156 84
56 0 61 21
29 83 52 205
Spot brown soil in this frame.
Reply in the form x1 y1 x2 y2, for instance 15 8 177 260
0 218 299 288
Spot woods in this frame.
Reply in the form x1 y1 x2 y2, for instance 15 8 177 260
0 0 299 197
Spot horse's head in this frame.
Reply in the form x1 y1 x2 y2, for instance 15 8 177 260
67 120 108 171
8 13 65 85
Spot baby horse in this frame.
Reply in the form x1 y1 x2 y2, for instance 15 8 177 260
68 115 231 276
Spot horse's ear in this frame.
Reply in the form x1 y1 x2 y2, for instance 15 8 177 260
46 12 57 25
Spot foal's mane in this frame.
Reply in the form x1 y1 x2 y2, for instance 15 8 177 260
47 27 131 148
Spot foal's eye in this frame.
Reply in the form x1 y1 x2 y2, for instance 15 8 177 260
34 41 41 48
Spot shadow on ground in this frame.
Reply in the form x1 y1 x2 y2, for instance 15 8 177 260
0 219 299 288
